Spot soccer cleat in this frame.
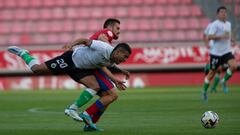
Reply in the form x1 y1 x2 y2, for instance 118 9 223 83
7 46 29 57
79 113 97 130
64 108 83 122
221 81 229 94
202 91 208 102
83 125 104 132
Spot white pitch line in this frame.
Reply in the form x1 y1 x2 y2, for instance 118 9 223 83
28 107 63 114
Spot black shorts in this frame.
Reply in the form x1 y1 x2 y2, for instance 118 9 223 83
45 51 114 92
45 51 92 82
210 52 234 71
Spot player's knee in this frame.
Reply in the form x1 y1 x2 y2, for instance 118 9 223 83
88 84 100 91
110 92 118 101
31 65 44 74
230 65 238 71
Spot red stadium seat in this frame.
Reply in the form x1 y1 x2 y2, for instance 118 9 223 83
29 0 42 8
74 20 88 32
36 21 49 33
176 19 189 29
14 9 27 20
155 0 167 5
11 22 24 33
62 20 74 32
47 33 60 44
17 0 29 8
9 35 20 44
91 8 104 19
78 8 91 19
92 0 105 6
141 6 153 17
191 5 202 16
178 5 191 17
165 6 178 17
79 0 92 6
143 0 155 5
55 0 66 7
125 19 139 30
115 7 128 17
27 9 39 20
102 7 115 18
235 6 239 16
0 22 11 34
163 19 176 30
87 20 102 32
174 31 186 41
67 0 80 6
130 0 143 5
180 0 192 4
39 9 52 20
128 6 142 17
188 18 200 29
148 31 160 42
0 10 14 21
167 0 180 4
159 31 173 41
138 19 151 30
52 8 65 19
153 6 165 17
66 8 78 19
49 21 62 33
4 0 17 8
43 0 55 7
200 18 210 29
117 0 130 5
186 30 200 40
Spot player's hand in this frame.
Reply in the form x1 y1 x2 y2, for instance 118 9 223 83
122 70 130 80
115 82 127 91
113 78 127 91
62 45 72 51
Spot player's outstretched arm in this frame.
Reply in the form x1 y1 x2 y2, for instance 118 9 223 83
101 67 127 90
62 38 92 50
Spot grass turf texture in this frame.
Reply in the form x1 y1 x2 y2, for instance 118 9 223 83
0 86 239 135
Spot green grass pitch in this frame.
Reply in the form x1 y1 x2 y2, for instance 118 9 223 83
0 86 239 135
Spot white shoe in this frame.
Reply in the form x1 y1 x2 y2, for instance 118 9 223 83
64 108 83 122
7 46 28 57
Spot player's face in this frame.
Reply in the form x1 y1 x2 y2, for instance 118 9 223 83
217 9 227 21
111 50 130 64
112 23 120 39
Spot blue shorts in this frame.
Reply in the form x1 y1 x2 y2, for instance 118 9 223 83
93 69 114 95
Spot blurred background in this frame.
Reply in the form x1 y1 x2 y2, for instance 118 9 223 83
0 0 239 90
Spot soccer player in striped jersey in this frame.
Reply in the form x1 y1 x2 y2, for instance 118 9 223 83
63 18 130 131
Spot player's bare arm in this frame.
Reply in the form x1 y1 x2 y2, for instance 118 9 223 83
101 67 127 90
62 38 92 50
208 33 229 40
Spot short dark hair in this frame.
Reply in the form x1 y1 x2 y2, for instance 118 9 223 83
103 18 120 28
217 6 227 14
114 43 131 54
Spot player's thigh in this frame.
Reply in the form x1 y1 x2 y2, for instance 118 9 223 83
207 69 216 80
31 63 52 74
79 75 100 91
227 58 237 71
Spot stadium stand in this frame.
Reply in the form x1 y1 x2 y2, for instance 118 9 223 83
0 0 232 47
